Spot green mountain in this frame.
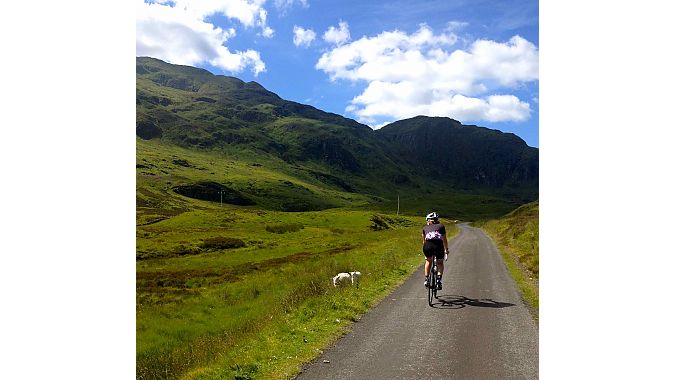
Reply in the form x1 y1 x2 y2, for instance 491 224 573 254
378 116 538 200
136 56 538 218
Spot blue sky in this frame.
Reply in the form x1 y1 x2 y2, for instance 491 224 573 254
137 0 539 147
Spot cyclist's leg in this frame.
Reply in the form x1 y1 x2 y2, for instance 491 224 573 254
435 250 444 287
423 254 433 287
423 242 434 277
432 246 443 275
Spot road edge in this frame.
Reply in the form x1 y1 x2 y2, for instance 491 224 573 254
477 226 539 324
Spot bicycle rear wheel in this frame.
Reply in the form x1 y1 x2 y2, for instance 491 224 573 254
427 272 434 306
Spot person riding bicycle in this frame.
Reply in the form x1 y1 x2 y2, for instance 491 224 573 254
422 211 449 289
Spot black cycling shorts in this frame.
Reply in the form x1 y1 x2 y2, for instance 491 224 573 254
423 239 444 260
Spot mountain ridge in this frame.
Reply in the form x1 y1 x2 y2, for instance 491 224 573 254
136 57 538 213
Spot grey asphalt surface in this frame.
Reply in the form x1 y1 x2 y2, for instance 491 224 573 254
295 223 538 379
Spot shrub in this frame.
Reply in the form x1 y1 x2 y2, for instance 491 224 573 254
370 214 390 230
172 244 202 256
370 214 414 230
230 363 260 380
265 223 304 234
201 237 246 250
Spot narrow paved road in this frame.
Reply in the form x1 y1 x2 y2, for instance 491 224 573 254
296 223 538 379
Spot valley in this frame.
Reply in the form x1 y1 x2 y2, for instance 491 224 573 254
136 57 538 379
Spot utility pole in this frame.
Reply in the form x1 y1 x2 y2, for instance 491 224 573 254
219 190 223 207
397 193 400 216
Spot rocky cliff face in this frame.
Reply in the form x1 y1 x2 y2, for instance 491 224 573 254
377 116 538 188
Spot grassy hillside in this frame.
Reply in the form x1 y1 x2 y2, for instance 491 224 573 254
136 57 419 200
137 137 520 223
136 57 538 205
476 200 539 319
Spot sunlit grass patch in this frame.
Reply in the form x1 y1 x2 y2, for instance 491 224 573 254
475 201 538 321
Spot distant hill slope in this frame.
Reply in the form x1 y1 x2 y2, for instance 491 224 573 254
136 57 409 194
378 116 538 198
136 57 538 212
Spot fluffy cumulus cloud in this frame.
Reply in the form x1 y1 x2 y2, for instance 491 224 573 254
136 0 272 75
293 25 316 47
316 25 538 125
323 21 350 46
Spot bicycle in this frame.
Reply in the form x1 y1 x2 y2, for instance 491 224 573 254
427 257 439 306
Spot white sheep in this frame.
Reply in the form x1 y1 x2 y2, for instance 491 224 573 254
333 271 362 287
332 272 351 287
349 271 361 285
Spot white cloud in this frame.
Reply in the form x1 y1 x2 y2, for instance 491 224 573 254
261 26 275 38
315 25 538 125
274 0 309 13
293 25 316 47
316 25 457 82
371 120 393 130
445 21 469 31
257 8 274 38
136 0 271 75
323 20 350 46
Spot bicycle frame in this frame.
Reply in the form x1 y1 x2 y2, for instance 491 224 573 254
427 257 438 306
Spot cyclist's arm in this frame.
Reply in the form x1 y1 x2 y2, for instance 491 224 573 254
442 235 449 253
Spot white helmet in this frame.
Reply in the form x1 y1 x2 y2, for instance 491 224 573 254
426 211 439 221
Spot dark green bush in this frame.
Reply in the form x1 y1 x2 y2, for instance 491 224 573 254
172 244 202 256
370 214 414 230
265 223 304 234
201 237 246 250
370 214 390 230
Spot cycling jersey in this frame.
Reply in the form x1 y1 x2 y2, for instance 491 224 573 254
422 223 446 241
422 222 446 259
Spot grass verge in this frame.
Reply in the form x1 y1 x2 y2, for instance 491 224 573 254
475 201 538 322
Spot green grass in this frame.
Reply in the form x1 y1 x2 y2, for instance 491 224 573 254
475 201 539 321
137 204 459 379
176 233 437 380
265 223 304 234
365 190 521 221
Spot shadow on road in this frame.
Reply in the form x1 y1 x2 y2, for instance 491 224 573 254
431 295 515 309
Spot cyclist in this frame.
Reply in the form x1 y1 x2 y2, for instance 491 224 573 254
422 211 449 289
